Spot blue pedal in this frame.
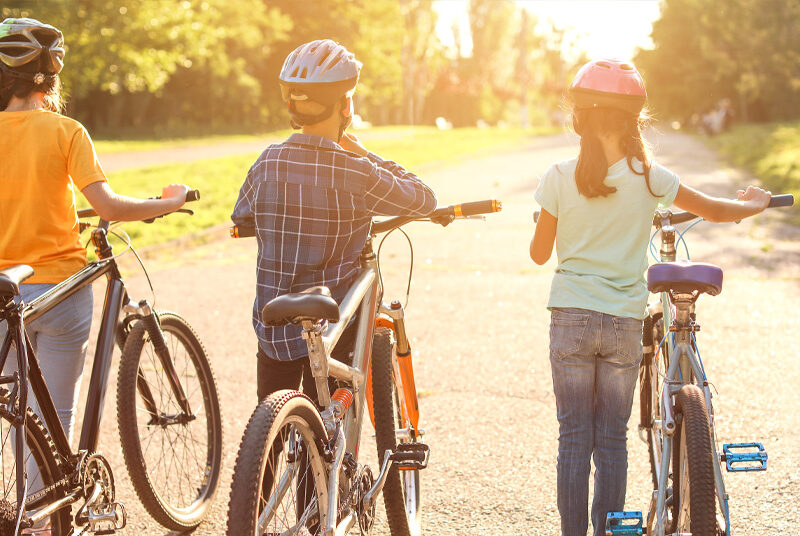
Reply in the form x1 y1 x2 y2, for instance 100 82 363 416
722 442 768 472
605 511 643 536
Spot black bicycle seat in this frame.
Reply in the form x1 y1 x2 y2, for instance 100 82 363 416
0 265 34 299
261 286 341 327
647 261 723 296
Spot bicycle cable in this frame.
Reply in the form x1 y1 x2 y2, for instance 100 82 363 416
376 226 414 310
82 224 157 308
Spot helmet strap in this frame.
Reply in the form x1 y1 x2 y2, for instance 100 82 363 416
288 100 336 128
337 96 352 142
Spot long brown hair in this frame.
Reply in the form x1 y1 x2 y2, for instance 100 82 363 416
572 106 655 198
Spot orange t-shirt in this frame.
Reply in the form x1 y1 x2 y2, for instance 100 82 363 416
0 109 107 283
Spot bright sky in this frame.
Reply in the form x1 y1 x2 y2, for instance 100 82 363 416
433 0 662 61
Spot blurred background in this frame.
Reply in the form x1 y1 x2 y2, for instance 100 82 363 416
3 0 796 136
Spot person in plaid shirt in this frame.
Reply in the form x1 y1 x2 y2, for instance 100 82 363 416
231 39 437 401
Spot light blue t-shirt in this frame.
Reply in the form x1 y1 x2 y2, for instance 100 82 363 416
534 157 680 319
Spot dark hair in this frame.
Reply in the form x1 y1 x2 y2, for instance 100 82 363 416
0 29 64 113
0 68 63 112
572 106 655 198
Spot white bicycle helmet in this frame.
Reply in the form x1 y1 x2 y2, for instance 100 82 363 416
0 18 65 75
278 39 361 128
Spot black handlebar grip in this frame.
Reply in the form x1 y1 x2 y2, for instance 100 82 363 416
456 199 502 217
186 190 200 202
768 194 793 208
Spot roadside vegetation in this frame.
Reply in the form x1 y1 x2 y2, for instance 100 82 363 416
706 121 800 209
86 126 550 249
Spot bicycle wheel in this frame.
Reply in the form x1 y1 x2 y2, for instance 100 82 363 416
0 389 70 534
116 311 223 530
671 385 719 536
227 390 330 536
641 314 667 489
371 328 421 536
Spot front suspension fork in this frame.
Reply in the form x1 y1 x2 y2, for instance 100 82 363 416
129 301 192 420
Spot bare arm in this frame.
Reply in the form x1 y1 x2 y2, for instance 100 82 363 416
530 209 557 265
673 183 770 223
81 182 189 222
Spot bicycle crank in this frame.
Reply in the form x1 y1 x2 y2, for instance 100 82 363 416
74 453 127 534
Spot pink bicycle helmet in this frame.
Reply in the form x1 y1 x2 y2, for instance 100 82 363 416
569 59 646 114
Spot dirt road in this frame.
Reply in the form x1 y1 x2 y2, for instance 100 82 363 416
79 129 799 535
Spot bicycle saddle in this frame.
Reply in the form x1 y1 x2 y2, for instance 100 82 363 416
0 265 34 299
261 286 340 326
647 261 723 296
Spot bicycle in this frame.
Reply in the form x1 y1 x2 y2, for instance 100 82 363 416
225 199 502 536
0 190 223 535
605 193 794 536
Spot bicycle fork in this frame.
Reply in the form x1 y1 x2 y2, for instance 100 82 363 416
124 300 194 425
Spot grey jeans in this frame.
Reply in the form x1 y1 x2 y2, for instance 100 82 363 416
548 307 643 536
0 283 93 490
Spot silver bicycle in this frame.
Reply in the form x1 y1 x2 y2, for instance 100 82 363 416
226 200 501 536
606 193 794 536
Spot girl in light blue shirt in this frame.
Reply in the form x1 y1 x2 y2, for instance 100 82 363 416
530 59 770 536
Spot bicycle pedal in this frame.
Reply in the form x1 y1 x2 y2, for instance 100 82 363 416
390 442 430 470
605 511 643 536
87 502 127 534
722 442 767 472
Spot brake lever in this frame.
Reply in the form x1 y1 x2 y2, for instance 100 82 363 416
430 214 455 227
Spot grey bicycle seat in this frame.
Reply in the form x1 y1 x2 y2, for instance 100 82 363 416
261 286 341 327
647 261 723 296
0 265 34 299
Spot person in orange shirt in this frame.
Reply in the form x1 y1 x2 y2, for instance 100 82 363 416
0 18 190 518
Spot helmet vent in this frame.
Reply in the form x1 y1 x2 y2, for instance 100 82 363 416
620 63 633 70
300 67 308 79
596 62 612 69
291 66 299 78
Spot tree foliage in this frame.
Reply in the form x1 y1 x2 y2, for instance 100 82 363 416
636 0 800 122
2 1 577 133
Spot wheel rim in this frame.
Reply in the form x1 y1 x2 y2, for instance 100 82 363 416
676 427 692 530
255 418 327 536
0 407 62 532
134 324 216 513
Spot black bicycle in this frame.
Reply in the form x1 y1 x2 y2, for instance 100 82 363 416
0 191 222 535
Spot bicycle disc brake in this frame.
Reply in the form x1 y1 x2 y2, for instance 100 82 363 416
74 453 127 534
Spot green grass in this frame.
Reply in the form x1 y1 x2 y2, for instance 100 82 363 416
707 121 800 200
91 126 552 248
93 131 292 154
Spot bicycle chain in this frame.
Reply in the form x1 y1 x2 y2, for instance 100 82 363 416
311 465 368 536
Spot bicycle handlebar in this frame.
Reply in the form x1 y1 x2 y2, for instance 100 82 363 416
653 193 794 227
76 189 201 220
533 194 794 225
229 199 503 238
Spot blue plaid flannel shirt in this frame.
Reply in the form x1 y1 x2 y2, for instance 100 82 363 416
231 133 437 361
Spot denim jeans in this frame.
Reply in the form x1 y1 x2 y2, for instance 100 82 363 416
548 307 643 536
0 283 93 491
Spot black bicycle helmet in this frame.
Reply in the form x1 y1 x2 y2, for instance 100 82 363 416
0 18 65 75
279 39 361 128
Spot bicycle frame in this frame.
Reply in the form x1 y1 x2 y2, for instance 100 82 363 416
0 222 194 528
293 236 421 536
649 216 731 535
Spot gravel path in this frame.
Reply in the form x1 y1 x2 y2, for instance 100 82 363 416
73 129 798 535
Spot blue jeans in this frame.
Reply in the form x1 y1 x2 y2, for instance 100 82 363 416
549 307 643 536
0 283 93 491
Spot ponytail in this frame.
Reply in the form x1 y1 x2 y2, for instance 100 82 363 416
0 66 64 113
573 107 656 198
